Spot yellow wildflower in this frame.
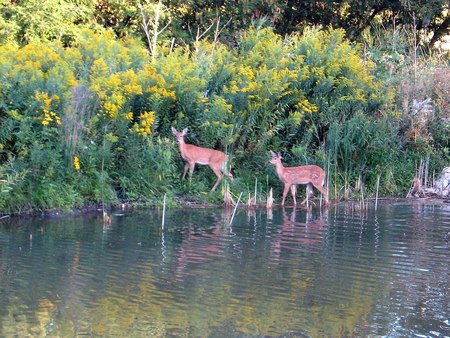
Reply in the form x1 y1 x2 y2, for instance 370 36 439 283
125 112 134 121
132 111 156 136
73 156 80 171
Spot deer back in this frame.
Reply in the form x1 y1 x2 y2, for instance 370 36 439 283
172 127 227 168
279 165 325 186
181 143 227 167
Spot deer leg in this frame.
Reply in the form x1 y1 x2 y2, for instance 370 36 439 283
188 163 195 186
290 185 297 205
300 197 307 205
301 183 316 205
210 167 223 191
182 162 190 180
281 184 290 205
312 183 328 205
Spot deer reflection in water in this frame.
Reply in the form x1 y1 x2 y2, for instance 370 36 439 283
174 209 233 281
269 206 327 264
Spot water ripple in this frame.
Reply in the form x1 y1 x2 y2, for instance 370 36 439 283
0 202 449 337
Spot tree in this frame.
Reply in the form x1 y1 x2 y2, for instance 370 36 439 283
0 0 99 46
139 0 171 62
271 0 449 50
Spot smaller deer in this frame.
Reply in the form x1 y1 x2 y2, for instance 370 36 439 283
269 151 328 206
172 127 233 191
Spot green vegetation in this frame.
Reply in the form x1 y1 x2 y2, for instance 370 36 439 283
0 1 448 213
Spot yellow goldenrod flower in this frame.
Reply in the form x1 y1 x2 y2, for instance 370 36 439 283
132 111 156 136
73 156 80 171
125 112 134 121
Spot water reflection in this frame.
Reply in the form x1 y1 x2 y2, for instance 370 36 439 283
174 208 233 282
0 201 448 337
269 206 325 264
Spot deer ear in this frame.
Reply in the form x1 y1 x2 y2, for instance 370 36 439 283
171 126 177 135
270 150 276 157
182 128 188 135
277 152 282 158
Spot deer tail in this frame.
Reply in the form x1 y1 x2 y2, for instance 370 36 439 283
221 159 234 180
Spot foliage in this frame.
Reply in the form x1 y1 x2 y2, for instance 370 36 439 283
0 24 448 212
0 0 100 46
2 0 448 56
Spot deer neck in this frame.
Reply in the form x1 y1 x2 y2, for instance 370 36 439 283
275 162 286 179
178 138 186 150
178 139 190 159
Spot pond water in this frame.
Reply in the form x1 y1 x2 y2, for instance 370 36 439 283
0 200 449 337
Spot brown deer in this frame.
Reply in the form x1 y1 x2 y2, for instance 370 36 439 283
269 151 328 206
172 127 233 191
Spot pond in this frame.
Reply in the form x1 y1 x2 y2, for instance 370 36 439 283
0 200 449 337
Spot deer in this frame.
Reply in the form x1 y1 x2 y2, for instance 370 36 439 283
269 151 328 206
171 127 233 191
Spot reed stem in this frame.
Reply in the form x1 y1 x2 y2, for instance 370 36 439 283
162 194 166 229
230 192 243 226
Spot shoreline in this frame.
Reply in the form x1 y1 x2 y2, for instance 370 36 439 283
1 196 448 220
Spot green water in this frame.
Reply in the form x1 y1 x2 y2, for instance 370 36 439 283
0 200 449 337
